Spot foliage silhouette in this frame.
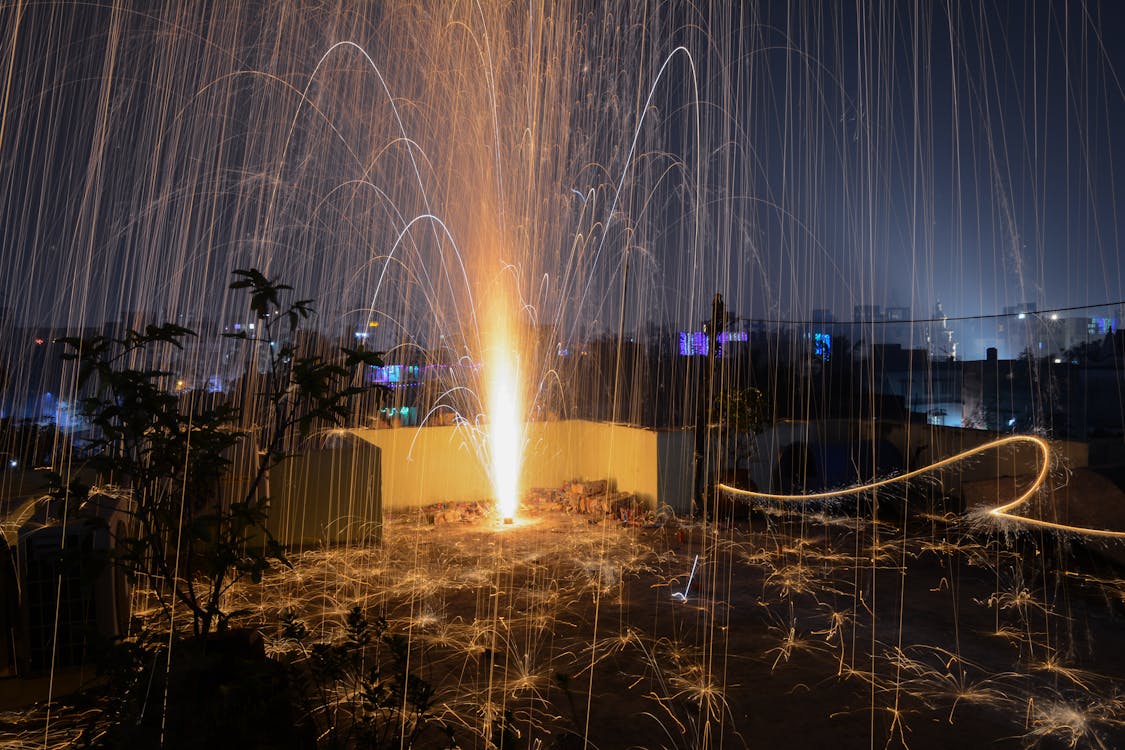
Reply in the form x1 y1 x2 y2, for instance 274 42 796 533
52 268 387 637
280 605 450 749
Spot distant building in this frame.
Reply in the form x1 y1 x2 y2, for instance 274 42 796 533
925 302 957 361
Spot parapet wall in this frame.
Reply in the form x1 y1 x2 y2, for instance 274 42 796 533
266 433 382 549
744 420 1089 495
350 421 694 514
882 422 1088 478
267 420 1097 549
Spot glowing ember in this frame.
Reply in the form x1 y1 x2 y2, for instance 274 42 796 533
484 300 524 523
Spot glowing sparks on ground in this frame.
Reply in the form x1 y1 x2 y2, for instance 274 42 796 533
9 502 1125 748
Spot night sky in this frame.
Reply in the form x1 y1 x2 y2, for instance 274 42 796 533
0 1 1123 339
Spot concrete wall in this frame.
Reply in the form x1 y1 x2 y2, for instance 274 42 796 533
882 422 1087 482
266 433 381 549
741 419 1088 496
268 419 1096 548
350 421 696 514
655 429 695 514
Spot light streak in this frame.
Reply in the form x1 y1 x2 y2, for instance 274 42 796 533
717 435 1125 539
671 554 699 602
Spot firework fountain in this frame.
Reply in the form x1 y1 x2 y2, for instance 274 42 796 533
2 2 1125 748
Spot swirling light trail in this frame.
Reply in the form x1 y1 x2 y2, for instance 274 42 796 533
717 435 1125 539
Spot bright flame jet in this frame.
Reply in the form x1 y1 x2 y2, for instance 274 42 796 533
484 301 523 523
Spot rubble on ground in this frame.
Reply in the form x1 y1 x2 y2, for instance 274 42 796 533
420 500 488 524
524 479 645 523
416 479 647 525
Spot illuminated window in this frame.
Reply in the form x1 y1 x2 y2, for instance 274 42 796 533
678 331 746 356
1088 317 1117 336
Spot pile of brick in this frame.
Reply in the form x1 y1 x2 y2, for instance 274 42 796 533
564 480 610 514
523 486 565 512
523 480 643 522
422 500 488 525
416 481 648 525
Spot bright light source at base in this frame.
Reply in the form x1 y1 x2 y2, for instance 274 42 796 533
484 300 524 523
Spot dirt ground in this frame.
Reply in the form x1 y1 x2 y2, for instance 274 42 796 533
4 501 1125 749
235 503 1125 750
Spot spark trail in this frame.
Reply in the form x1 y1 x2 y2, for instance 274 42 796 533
718 435 1125 539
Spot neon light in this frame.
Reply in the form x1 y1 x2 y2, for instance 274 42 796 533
811 332 831 359
678 331 748 356
717 436 1125 539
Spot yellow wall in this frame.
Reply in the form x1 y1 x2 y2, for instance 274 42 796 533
349 421 692 512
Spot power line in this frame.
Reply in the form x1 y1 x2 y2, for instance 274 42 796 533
737 300 1125 327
